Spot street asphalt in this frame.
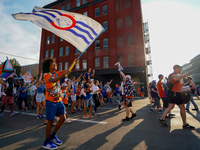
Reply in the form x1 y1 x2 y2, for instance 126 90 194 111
0 97 200 150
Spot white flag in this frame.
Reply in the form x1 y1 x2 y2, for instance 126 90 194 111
12 6 104 52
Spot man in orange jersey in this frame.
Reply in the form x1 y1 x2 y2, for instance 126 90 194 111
157 74 175 117
42 58 78 149
159 65 195 129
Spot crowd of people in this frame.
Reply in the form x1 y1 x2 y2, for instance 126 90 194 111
1 61 199 149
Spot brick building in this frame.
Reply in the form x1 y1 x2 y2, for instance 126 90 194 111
39 0 148 94
21 64 39 81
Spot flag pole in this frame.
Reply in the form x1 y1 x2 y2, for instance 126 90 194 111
68 28 106 71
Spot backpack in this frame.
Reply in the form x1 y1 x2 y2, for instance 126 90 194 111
166 73 178 92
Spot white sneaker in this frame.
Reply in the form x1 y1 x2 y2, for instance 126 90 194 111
65 118 71 123
55 116 60 121
95 113 99 115
10 112 17 117
0 113 5 117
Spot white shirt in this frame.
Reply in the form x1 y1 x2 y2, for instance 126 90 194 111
30 85 37 96
92 85 99 94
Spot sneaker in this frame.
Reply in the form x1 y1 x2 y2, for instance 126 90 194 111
10 112 17 117
183 124 195 129
192 108 199 111
130 113 136 119
82 115 88 119
87 114 93 118
158 110 163 114
50 135 63 145
159 118 168 127
168 113 175 117
37 115 41 119
71 110 76 114
148 109 154 114
78 108 82 111
43 140 58 149
40 114 44 119
94 113 99 115
65 118 71 123
122 116 129 121
0 113 5 117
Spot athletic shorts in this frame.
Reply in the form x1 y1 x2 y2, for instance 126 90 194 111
161 97 169 108
84 98 94 108
64 104 68 107
168 92 184 105
71 94 76 102
1 95 14 105
36 93 45 103
125 98 132 107
76 95 80 100
45 100 66 120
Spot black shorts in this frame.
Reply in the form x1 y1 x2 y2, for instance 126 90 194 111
124 98 132 107
76 96 80 100
64 104 68 107
161 97 169 108
168 92 183 105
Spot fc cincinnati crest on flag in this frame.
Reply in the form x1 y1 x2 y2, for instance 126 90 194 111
12 6 105 52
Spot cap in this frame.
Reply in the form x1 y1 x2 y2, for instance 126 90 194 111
173 65 181 70
61 84 67 87
115 84 119 87
187 76 193 80
152 80 156 85
158 74 163 79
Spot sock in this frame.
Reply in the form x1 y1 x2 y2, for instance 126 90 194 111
50 132 56 138
45 138 50 144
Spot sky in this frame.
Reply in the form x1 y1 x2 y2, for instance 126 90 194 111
0 0 200 80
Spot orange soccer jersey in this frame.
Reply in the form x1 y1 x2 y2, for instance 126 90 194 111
61 89 69 104
44 71 62 102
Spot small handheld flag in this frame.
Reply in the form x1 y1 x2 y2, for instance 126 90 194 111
22 69 34 83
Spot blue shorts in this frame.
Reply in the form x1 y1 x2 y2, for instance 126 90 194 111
46 100 66 120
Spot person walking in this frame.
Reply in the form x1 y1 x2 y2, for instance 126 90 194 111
159 65 195 129
185 76 199 111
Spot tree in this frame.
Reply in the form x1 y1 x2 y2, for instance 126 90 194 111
10 58 21 77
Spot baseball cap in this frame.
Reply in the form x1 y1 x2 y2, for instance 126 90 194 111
61 84 67 87
152 80 156 85
173 65 181 70
158 74 163 79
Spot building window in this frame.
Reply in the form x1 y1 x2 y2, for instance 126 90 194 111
51 35 55 44
59 47 63 57
103 21 108 31
116 18 123 28
67 3 70 10
128 54 134 66
75 48 80 54
83 0 87 4
50 49 54 58
103 38 108 50
60 38 64 42
125 15 132 27
82 59 87 70
61 5 65 10
102 5 107 15
95 7 100 17
125 0 131 9
64 61 68 70
65 46 69 55
95 40 100 50
58 62 62 71
46 36 50 45
95 57 100 68
117 35 123 47
116 0 121 11
75 60 80 70
83 11 88 16
126 33 133 45
77 0 80 7
45 50 49 58
118 55 124 66
103 56 109 68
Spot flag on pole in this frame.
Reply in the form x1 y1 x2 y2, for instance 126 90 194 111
0 58 14 78
22 69 34 83
12 6 105 52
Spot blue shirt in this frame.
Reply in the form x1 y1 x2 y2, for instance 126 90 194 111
196 86 199 93
150 85 159 98
84 72 91 82
116 87 120 95
19 87 27 98
84 84 92 100
37 84 45 93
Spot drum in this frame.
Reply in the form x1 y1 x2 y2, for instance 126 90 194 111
180 86 191 104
